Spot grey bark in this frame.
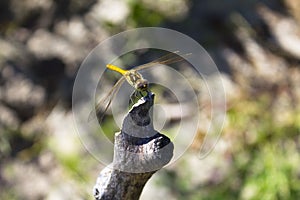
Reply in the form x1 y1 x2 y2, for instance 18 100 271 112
93 93 174 200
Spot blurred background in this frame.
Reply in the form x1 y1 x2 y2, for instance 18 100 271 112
1 0 300 199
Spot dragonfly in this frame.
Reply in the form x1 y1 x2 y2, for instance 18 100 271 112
88 51 191 122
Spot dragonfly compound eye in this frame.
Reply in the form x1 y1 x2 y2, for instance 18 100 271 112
137 81 148 91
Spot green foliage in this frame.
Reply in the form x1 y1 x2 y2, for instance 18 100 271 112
240 142 296 200
0 188 19 200
227 96 300 200
100 115 120 141
156 93 300 200
127 0 164 27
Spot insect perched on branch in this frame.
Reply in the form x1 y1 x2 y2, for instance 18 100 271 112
88 51 191 122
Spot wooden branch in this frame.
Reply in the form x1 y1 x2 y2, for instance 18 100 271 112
93 93 174 200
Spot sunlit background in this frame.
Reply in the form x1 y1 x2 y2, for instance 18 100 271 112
1 0 300 199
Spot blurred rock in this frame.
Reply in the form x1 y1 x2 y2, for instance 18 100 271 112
1 158 82 200
258 5 300 59
289 67 300 104
27 29 86 65
0 64 46 121
284 0 300 22
10 0 55 29
45 106 81 158
54 17 91 46
3 75 45 108
2 161 50 200
0 103 20 129
88 0 129 24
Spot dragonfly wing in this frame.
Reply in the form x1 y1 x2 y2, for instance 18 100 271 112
88 77 126 122
145 50 180 63
134 51 191 71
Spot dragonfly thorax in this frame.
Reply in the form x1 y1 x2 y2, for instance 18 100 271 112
124 70 148 91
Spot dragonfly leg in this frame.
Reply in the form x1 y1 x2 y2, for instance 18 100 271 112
129 90 149 107
129 90 138 107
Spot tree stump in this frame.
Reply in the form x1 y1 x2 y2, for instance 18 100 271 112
93 92 174 200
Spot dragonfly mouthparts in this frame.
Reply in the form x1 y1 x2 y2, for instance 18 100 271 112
136 79 148 91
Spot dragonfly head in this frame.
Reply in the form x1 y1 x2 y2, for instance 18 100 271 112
136 79 148 91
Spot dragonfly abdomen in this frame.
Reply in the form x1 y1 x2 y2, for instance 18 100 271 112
107 64 127 75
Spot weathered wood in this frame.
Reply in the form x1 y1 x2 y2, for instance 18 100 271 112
93 93 174 200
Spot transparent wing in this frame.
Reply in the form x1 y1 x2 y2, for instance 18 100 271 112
134 51 192 71
88 77 126 122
